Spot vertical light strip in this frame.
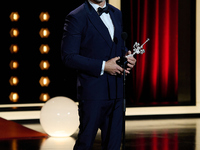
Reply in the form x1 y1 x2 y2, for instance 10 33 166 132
161 0 170 97
109 0 121 10
196 0 200 106
151 0 159 99
196 1 200 149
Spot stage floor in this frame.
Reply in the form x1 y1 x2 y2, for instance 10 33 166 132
0 118 199 150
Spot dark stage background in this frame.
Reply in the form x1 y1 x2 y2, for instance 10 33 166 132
4 0 195 107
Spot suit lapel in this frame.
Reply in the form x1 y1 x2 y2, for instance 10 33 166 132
108 4 122 57
85 1 113 48
109 5 121 44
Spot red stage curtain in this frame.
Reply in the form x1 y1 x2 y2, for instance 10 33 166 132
130 0 178 104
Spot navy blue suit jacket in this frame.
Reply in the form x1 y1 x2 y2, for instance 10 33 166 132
61 1 126 101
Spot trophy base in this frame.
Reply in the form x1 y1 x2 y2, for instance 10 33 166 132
116 57 128 69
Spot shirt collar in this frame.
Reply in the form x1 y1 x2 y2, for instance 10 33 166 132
88 0 107 12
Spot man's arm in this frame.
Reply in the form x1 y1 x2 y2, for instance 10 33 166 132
61 14 103 77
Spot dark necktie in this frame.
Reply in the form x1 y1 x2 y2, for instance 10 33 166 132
97 6 109 16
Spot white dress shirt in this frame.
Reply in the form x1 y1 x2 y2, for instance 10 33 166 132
88 0 115 75
88 0 114 40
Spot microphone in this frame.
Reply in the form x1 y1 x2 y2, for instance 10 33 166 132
121 32 128 41
116 32 128 69
121 32 128 150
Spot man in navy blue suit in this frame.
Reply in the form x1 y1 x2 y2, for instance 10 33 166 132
61 0 136 149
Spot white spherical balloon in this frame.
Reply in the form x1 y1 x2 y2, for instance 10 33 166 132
40 96 79 137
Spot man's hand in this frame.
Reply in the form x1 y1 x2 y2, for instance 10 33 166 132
105 57 130 76
126 50 137 71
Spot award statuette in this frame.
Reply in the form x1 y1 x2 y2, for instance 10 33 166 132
116 38 150 68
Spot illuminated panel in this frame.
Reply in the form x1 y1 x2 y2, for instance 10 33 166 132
39 76 50 87
10 44 19 53
9 92 19 102
9 76 19 86
10 12 20 22
39 28 50 38
39 12 51 102
109 0 121 10
39 12 50 22
39 44 50 54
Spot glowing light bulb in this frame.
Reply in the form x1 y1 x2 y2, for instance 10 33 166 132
9 92 19 102
40 44 50 54
10 12 20 21
39 76 50 87
39 12 50 22
9 76 19 86
39 28 50 38
10 28 19 37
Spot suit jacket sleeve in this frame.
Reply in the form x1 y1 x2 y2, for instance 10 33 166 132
61 14 102 77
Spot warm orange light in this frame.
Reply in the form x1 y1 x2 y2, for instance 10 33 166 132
39 28 50 38
10 28 19 37
10 44 19 53
10 12 20 22
39 76 50 87
39 12 50 22
9 92 19 102
9 76 19 86
39 93 50 101
39 60 50 70
39 44 50 54
9 60 19 69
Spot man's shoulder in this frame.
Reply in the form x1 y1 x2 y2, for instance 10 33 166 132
69 3 87 18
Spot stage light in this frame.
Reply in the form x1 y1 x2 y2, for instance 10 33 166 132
40 44 50 54
9 92 19 102
39 76 50 87
10 44 19 53
40 93 50 102
39 28 50 38
40 96 79 137
39 12 50 22
9 60 19 69
9 76 19 86
40 60 50 70
10 12 20 22
10 28 19 37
